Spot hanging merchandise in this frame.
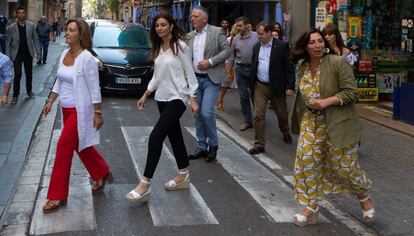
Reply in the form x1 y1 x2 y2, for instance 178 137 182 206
315 6 327 30
276 2 283 25
283 11 291 42
189 0 194 31
402 19 414 53
347 16 362 39
351 0 364 15
363 14 373 50
325 0 337 25
337 0 348 8
263 2 270 22
135 7 141 24
324 0 337 15
337 9 348 32
172 4 177 20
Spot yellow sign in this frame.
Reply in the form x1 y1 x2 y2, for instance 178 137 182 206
358 88 378 102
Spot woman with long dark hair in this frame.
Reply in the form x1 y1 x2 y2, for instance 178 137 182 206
126 12 199 203
322 24 357 65
273 22 284 40
217 23 238 111
290 28 374 226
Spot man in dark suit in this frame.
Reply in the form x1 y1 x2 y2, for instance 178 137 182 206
248 22 295 154
6 6 40 104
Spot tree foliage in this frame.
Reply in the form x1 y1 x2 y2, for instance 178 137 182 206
108 0 120 13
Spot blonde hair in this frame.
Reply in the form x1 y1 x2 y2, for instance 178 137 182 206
230 24 238 38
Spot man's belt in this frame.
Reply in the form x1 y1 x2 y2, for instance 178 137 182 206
195 72 209 78
256 80 269 85
236 62 251 67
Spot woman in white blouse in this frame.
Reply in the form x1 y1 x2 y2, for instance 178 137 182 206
126 12 199 203
42 19 112 213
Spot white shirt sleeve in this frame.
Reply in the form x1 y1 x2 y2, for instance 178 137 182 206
83 56 102 104
146 69 158 92
178 42 198 97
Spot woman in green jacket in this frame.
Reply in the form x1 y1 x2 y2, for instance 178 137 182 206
290 28 375 227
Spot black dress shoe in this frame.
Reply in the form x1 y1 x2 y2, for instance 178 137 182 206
188 148 208 160
249 146 265 155
283 133 292 144
205 146 218 162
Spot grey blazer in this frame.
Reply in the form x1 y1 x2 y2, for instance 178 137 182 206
187 24 231 84
6 21 40 61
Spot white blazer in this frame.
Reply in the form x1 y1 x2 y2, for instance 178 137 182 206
53 49 102 151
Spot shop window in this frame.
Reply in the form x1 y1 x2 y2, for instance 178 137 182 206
315 0 414 101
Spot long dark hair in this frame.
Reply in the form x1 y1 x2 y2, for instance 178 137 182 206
322 23 346 55
273 22 283 40
290 28 334 64
150 12 187 60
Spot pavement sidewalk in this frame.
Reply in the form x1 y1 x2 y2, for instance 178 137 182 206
356 102 414 138
215 89 414 235
0 36 66 231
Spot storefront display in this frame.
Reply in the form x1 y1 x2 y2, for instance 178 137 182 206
313 0 414 102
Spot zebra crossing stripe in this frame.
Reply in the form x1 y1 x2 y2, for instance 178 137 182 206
29 130 96 235
121 126 219 227
185 126 330 223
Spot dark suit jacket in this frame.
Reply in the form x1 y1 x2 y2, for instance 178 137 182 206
250 38 294 98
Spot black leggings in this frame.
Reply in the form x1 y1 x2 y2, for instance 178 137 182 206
143 99 189 178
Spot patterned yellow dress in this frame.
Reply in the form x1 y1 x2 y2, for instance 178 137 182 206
293 64 372 206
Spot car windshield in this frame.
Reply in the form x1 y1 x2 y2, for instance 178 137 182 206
93 26 151 49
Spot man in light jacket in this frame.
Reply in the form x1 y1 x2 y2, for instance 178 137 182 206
6 6 40 104
187 6 231 163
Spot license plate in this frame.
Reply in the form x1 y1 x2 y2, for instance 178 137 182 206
115 77 141 84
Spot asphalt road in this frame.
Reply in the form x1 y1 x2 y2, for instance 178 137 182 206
29 93 360 236
0 36 377 236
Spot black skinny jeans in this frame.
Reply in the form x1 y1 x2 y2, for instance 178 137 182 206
13 53 33 97
143 99 189 178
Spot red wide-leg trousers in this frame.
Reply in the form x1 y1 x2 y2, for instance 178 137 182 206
47 107 110 200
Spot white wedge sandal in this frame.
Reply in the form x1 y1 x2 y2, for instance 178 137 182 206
165 170 190 191
125 179 151 203
293 206 319 227
358 195 376 222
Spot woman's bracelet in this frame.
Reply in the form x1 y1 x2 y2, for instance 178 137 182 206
94 110 103 116
45 98 55 104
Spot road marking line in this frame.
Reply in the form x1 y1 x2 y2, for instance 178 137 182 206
215 121 282 170
30 130 96 235
185 127 327 223
122 126 218 227
213 120 376 235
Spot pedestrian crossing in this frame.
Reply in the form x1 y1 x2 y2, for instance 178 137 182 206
122 126 218 227
185 126 329 224
30 130 96 235
29 125 337 235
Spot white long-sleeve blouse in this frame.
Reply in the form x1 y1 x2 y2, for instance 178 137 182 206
147 41 198 103
52 49 102 151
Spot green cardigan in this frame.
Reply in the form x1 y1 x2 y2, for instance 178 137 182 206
290 54 361 148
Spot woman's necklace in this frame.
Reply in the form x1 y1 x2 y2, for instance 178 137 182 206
161 42 170 52
309 62 320 77
68 48 82 59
